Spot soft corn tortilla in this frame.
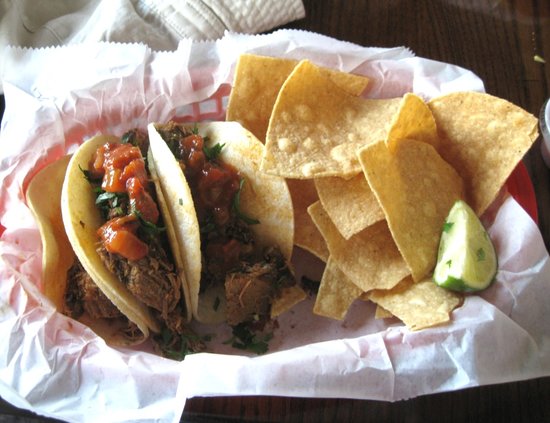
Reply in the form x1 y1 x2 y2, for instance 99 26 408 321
149 121 296 324
61 135 160 344
261 59 401 178
147 147 193 323
29 154 159 346
428 91 538 216
226 54 369 143
26 155 74 311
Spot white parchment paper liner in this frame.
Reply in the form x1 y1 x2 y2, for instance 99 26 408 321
0 30 548 423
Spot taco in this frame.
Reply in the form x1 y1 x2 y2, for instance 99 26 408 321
58 129 197 351
147 121 305 333
27 155 135 345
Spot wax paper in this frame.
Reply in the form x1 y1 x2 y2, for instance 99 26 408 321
0 30 549 423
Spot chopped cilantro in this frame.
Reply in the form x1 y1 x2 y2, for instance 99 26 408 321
232 179 260 225
157 327 211 361
476 248 486 262
200 221 217 234
131 207 166 237
121 131 134 145
443 221 454 233
93 189 128 220
204 142 225 161
224 323 272 355
79 164 101 183
213 296 220 311
96 191 125 207
199 214 217 234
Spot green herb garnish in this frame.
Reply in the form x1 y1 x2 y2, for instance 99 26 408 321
204 142 225 161
95 191 125 207
121 131 135 145
79 164 101 183
158 328 211 360
476 248 486 262
443 221 454 233
224 323 272 355
232 179 260 225
200 221 217 234
213 296 220 312
131 207 166 237
95 191 128 219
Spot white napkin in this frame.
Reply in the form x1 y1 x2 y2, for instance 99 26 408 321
0 0 306 93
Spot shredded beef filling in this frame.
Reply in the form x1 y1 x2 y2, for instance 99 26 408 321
201 217 255 291
225 246 295 326
65 237 183 333
96 236 181 320
65 260 123 320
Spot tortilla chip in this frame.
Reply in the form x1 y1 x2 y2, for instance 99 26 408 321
386 93 439 152
321 66 369 96
271 285 308 318
369 278 463 330
308 201 410 292
374 305 394 319
262 59 401 178
358 138 464 281
26 156 74 310
313 257 363 320
227 55 297 142
287 178 329 261
315 174 384 239
226 54 369 143
428 91 538 215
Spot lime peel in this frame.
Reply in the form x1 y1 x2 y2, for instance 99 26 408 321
433 200 497 293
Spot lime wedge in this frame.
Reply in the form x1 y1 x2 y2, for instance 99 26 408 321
433 200 497 292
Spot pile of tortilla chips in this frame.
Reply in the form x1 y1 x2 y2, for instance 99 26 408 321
226 54 539 331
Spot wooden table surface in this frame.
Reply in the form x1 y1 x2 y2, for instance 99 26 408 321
0 0 549 422
184 1 550 422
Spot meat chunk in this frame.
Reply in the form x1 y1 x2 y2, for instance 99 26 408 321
225 247 296 326
96 237 181 319
65 260 122 320
225 263 274 326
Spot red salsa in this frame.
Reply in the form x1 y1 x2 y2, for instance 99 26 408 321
91 141 159 260
156 122 252 283
177 132 241 226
